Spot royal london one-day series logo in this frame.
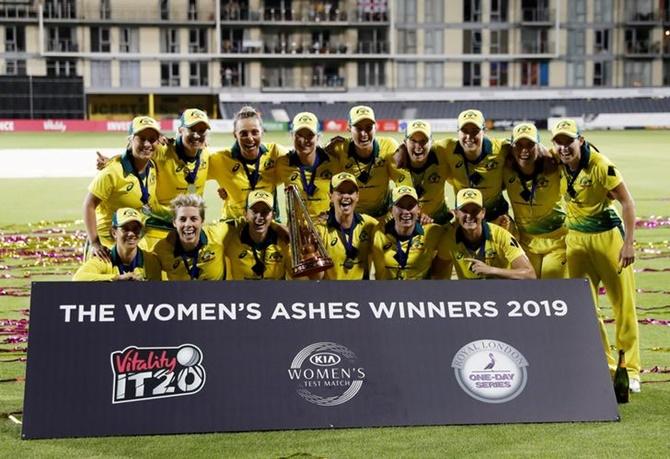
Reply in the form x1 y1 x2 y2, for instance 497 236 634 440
288 342 366 407
110 344 206 404
451 339 529 404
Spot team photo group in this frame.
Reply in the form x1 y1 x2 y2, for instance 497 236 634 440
74 104 640 391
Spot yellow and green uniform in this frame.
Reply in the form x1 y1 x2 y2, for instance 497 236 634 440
316 211 378 280
208 142 286 219
437 222 527 280
559 142 640 378
88 151 158 248
371 220 444 280
435 137 510 221
331 137 403 217
73 247 161 281
152 223 227 280
223 219 291 280
402 150 452 224
275 147 342 219
503 159 567 279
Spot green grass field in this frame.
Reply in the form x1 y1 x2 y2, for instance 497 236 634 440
1 130 669 457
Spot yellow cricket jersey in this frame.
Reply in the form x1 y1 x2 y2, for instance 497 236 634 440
223 219 291 280
88 151 158 246
73 248 161 281
208 142 287 219
437 222 527 280
434 137 510 219
503 159 566 235
401 150 452 224
316 211 378 280
558 144 623 233
275 147 342 219
152 223 227 280
371 220 444 280
331 137 402 217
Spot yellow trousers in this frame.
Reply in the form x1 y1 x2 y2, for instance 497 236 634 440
566 227 640 378
520 227 568 279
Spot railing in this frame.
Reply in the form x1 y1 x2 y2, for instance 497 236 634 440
520 41 553 54
625 41 661 55
520 8 553 23
46 40 78 52
623 11 659 23
0 4 36 19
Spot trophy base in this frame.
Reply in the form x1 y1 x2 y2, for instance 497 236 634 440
291 257 334 278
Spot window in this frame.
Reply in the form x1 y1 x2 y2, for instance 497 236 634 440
594 29 610 53
261 65 294 88
397 62 417 88
625 0 653 21
490 30 508 53
424 29 443 54
188 0 197 20
119 27 139 53
663 60 670 86
120 61 140 87
624 61 651 86
521 0 549 21
46 59 77 77
4 59 26 75
463 0 481 22
567 61 585 87
160 0 169 20
161 29 180 53
47 26 77 52
463 62 481 86
593 0 612 22
489 62 508 86
359 28 386 54
625 28 652 54
395 0 416 23
424 0 443 22
490 0 508 22
568 30 585 55
189 62 208 86
5 26 25 52
221 28 244 53
91 60 111 87
521 29 548 53
521 61 549 86
397 30 417 53
100 0 111 19
357 62 385 87
569 0 586 22
161 61 180 86
44 0 76 19
593 61 611 86
463 30 482 54
91 27 111 52
424 62 443 88
221 62 245 87
189 29 207 53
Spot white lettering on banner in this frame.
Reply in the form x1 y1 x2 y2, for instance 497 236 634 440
59 304 116 322
271 302 360 320
43 120 67 132
123 303 261 321
106 121 130 131
368 301 499 319
0 121 15 131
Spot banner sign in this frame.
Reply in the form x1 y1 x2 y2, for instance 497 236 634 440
23 279 618 439
0 119 174 133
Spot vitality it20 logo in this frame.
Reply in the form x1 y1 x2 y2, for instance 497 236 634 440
110 344 206 404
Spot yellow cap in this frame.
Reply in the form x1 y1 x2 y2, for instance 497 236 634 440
392 186 419 205
457 109 485 130
551 118 580 140
112 207 145 227
456 188 484 209
129 116 161 136
180 108 211 129
349 105 376 126
406 119 432 139
330 172 358 191
512 122 539 143
292 112 319 134
246 190 274 210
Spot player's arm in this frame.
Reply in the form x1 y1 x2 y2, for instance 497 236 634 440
72 257 114 281
609 181 636 268
464 255 536 280
83 192 110 262
430 257 452 280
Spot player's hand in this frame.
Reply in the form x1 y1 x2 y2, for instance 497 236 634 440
491 214 512 231
394 143 409 169
419 212 434 225
464 258 493 276
96 151 110 171
324 136 346 155
217 188 228 200
163 136 174 146
90 240 111 262
116 272 143 281
618 242 635 269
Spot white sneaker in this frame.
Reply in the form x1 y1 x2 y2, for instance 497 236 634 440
629 378 641 393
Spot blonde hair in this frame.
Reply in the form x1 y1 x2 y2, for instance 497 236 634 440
233 105 263 131
170 194 206 219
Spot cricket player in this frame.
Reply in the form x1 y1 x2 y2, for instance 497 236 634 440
552 118 640 391
503 122 567 278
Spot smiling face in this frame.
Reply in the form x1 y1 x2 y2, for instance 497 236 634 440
234 117 263 160
405 132 432 166
112 221 143 250
180 122 209 152
246 202 273 236
392 195 420 231
458 124 484 156
350 119 376 153
292 127 318 161
131 128 160 162
173 206 203 248
456 203 485 231
331 181 359 217
552 134 583 169
512 138 538 169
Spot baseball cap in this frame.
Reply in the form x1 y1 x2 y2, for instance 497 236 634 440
457 109 485 130
392 186 419 205
551 119 580 140
291 112 319 135
331 172 358 191
512 122 539 143
406 119 432 139
246 190 274 210
456 188 484 209
180 108 211 129
112 207 145 228
349 105 376 126
129 116 161 136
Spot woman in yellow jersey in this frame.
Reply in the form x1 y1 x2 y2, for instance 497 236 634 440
503 122 567 278
73 208 161 281
223 190 291 280
208 106 287 220
436 189 535 280
325 105 403 217
84 116 160 261
371 186 444 280
276 112 343 220
315 172 378 280
552 118 640 392
152 194 226 280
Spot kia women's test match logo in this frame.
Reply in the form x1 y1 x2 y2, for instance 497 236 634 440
452 339 528 404
111 344 206 404
288 342 365 407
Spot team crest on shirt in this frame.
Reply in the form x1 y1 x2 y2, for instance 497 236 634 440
172 260 181 269
264 159 275 169
268 251 283 262
374 158 385 167
412 238 425 249
579 177 593 187
485 160 498 171
360 230 369 242
508 177 516 184
429 172 440 183
485 249 497 258
320 170 333 180
344 161 354 169
201 251 216 262
456 252 465 260
537 176 549 188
